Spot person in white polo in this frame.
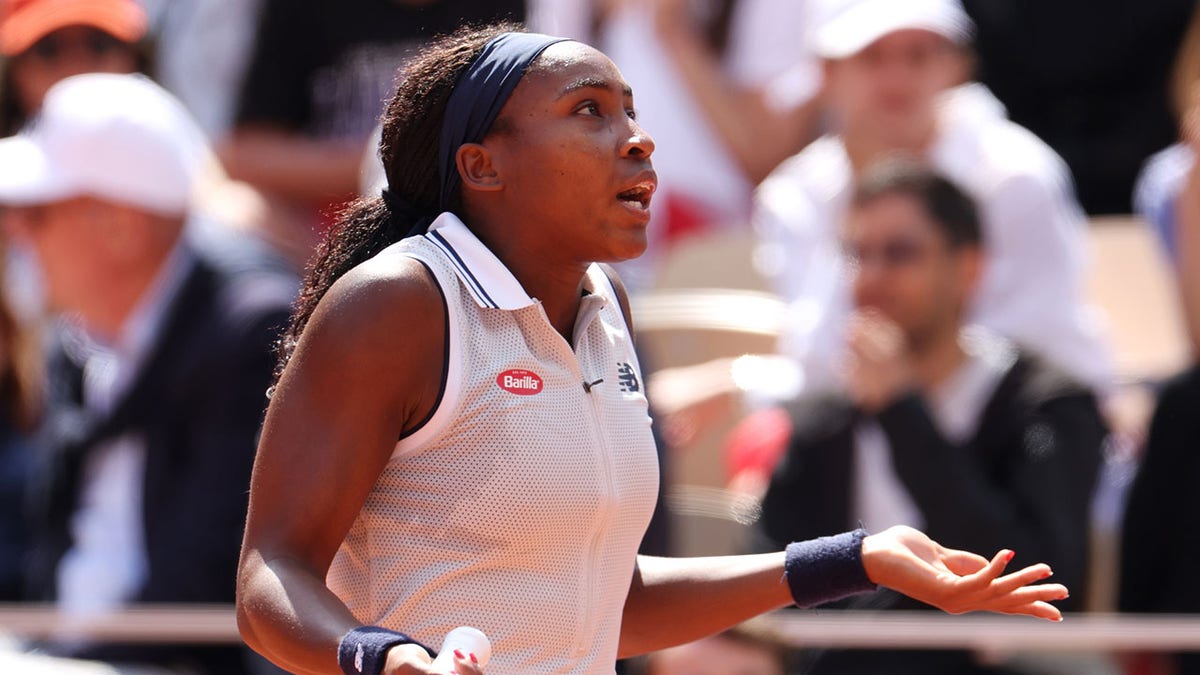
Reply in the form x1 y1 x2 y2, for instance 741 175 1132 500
755 0 1113 398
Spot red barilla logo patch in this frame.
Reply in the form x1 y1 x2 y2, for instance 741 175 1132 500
497 369 543 395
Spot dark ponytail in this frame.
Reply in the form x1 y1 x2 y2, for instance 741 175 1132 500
275 22 522 380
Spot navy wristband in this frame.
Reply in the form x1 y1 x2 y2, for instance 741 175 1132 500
784 528 878 608
338 626 432 675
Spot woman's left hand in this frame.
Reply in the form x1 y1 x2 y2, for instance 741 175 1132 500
861 526 1069 621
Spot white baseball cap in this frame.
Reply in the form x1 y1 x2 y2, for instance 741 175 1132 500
0 72 208 215
813 0 975 59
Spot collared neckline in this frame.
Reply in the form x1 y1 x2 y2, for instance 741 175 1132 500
424 212 536 310
69 240 196 414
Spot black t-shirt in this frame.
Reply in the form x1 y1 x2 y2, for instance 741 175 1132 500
235 0 525 139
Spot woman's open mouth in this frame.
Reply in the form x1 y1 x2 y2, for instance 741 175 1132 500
616 180 655 211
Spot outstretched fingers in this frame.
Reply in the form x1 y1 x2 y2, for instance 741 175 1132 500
981 568 1069 622
991 600 1064 622
866 529 1073 621
994 580 1070 605
990 562 1054 595
959 549 1014 589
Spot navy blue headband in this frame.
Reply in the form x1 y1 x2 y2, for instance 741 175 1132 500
437 32 570 209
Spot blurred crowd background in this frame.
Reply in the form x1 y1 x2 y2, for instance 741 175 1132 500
0 0 1198 674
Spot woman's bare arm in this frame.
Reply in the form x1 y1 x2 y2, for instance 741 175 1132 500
235 254 448 674
618 526 1069 658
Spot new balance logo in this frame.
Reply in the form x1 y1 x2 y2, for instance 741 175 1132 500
617 362 639 393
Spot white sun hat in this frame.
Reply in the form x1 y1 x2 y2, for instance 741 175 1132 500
813 0 975 60
0 72 208 215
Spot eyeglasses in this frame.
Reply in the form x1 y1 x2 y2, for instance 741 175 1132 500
842 236 932 270
26 29 127 62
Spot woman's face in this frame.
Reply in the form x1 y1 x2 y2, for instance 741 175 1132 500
477 42 657 263
8 25 139 115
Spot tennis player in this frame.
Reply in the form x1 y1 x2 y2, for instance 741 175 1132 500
235 24 1070 675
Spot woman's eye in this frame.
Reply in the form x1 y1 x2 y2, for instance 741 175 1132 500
577 102 600 116
626 108 637 121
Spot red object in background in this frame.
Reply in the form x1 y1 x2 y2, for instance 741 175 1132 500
723 406 793 486
662 192 714 246
1120 653 1178 675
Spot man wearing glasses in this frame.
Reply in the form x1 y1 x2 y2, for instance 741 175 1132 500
756 159 1106 675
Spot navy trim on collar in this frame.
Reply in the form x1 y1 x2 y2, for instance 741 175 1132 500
422 212 537 310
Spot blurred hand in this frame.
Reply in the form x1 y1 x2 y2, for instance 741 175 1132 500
384 643 483 675
845 310 917 413
861 525 1069 622
648 359 739 449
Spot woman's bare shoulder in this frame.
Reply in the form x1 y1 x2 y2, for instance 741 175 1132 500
299 250 446 363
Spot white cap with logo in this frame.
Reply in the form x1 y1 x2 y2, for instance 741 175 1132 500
0 72 208 215
812 0 975 60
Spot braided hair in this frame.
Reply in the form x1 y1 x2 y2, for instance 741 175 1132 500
275 22 522 379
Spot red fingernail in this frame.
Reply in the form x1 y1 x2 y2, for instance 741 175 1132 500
1006 551 1015 562
470 653 479 664
454 649 465 659
1041 569 1053 579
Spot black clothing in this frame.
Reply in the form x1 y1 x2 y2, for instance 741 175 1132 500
0 412 31 600
1120 365 1200 675
25 233 297 674
235 0 525 139
758 355 1106 675
962 0 1194 215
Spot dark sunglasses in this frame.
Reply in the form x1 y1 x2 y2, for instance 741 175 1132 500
28 28 126 62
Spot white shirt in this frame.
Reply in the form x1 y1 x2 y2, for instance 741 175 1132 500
326 214 659 675
56 244 195 617
755 84 1114 394
1134 141 1192 260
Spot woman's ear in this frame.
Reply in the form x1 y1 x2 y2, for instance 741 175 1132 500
456 143 504 193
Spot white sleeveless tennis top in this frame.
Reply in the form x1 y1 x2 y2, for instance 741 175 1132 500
326 213 660 675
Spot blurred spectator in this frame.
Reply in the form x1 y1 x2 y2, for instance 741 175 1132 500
141 0 264 138
963 0 1194 215
221 0 525 268
1134 6 1200 357
756 0 1113 397
1121 11 1200 675
757 160 1105 675
0 73 295 674
0 0 148 136
1120 367 1200 675
642 622 794 675
599 0 821 288
0 234 40 601
0 0 154 365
